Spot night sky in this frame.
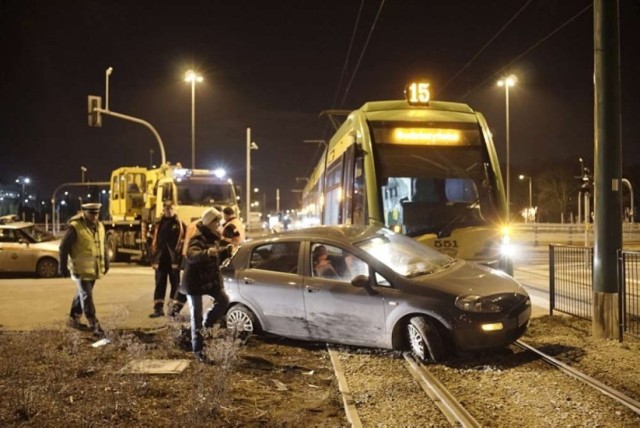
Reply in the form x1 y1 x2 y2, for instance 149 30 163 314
2 0 640 211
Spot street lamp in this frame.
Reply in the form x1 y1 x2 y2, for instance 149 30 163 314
246 127 259 231
497 74 517 220
81 166 87 183
519 174 532 223
15 176 30 199
185 70 203 169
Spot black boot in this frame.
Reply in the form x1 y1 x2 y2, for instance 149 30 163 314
168 302 183 318
149 302 164 318
67 315 89 331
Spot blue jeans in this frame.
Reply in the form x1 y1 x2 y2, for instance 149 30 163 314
69 277 98 327
186 288 229 353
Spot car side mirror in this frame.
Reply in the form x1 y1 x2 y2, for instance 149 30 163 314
18 238 30 247
351 274 370 288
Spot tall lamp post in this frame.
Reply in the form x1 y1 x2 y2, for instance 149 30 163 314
185 70 203 169
519 174 532 223
246 127 259 231
497 74 517 220
16 176 30 200
81 166 87 183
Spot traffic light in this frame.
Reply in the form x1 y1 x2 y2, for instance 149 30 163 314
87 95 102 127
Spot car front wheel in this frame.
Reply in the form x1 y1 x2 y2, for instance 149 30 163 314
225 304 259 341
36 257 59 278
407 316 447 363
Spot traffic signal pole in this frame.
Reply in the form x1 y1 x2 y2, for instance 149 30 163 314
88 68 166 166
593 0 622 339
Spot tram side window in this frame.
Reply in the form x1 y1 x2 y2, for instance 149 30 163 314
352 157 366 225
324 160 343 225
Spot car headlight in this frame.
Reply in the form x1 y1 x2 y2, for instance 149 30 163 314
455 295 502 313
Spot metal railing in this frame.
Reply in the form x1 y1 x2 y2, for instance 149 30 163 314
620 251 640 337
550 244 640 339
549 245 593 320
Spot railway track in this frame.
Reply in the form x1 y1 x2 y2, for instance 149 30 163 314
328 341 640 427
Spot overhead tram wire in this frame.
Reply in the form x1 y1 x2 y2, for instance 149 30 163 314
303 0 379 179
459 2 592 102
310 0 365 173
439 0 535 99
331 0 366 110
338 0 387 109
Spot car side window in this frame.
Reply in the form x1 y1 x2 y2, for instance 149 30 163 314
311 243 369 282
374 272 391 287
249 242 300 274
0 229 16 243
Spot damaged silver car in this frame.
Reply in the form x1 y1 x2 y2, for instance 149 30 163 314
222 225 530 362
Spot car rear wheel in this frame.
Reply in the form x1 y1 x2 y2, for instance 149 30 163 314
407 316 447 363
36 257 58 278
225 304 260 342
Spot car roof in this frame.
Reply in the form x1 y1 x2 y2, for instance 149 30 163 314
249 224 387 246
0 221 33 229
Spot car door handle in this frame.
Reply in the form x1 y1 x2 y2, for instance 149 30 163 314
243 277 255 284
305 286 320 293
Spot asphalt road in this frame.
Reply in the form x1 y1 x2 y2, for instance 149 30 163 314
0 246 550 331
0 263 169 331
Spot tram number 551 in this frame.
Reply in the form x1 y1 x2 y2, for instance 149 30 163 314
405 82 431 105
434 240 458 249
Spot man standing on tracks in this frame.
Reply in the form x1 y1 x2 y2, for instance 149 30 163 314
59 203 109 338
149 201 185 318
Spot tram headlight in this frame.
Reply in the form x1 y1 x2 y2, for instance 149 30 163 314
499 225 515 258
455 295 502 313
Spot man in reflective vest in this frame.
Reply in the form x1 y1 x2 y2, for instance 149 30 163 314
59 203 109 338
221 206 245 247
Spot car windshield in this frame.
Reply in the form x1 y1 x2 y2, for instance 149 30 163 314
356 230 454 278
19 225 56 243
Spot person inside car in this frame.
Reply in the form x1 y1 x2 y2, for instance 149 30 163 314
312 245 338 279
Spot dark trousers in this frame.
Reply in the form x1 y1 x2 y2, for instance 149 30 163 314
153 268 180 308
70 277 98 326
186 288 229 353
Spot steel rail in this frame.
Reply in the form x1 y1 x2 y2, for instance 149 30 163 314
327 346 362 428
403 352 481 428
515 340 640 415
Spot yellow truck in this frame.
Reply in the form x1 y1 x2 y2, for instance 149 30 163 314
104 164 240 262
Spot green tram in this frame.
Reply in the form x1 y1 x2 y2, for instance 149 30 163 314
301 82 513 273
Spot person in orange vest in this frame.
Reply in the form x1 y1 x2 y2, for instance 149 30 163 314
149 201 185 318
221 206 245 247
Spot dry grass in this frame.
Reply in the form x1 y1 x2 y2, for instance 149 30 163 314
0 313 344 426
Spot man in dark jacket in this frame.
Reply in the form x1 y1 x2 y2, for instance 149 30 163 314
180 207 232 363
149 201 185 318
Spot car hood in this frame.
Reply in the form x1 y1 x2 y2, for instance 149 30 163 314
404 260 527 298
33 239 61 253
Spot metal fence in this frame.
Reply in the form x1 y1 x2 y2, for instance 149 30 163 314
620 251 640 337
549 244 640 339
549 245 594 320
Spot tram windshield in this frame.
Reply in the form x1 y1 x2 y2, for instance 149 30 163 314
372 122 500 238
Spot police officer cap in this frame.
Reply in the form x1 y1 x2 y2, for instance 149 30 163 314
81 203 102 213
